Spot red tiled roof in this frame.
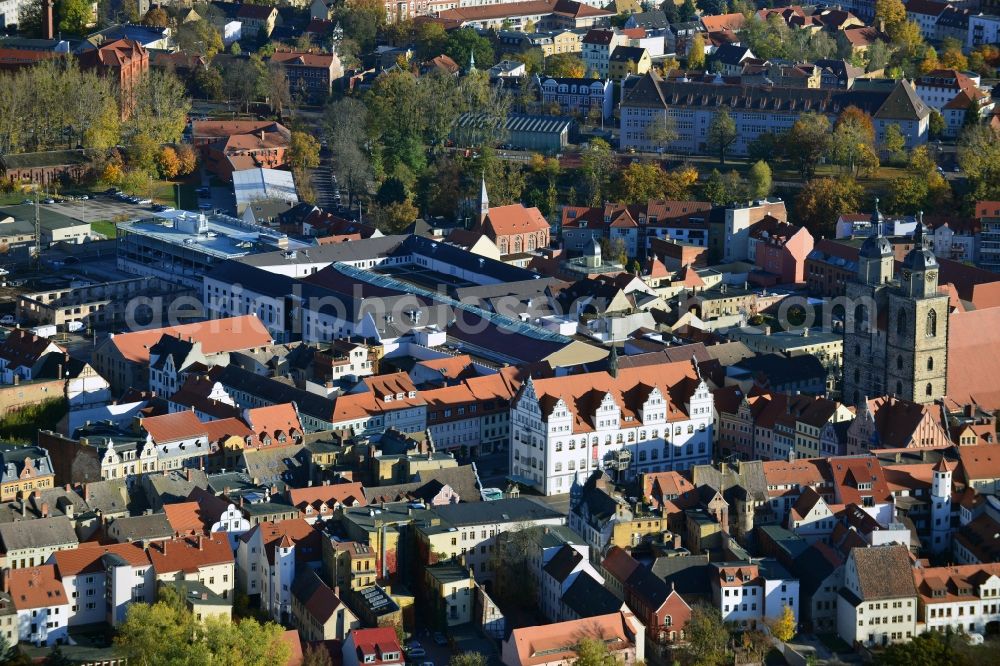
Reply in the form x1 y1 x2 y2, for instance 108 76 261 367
484 204 550 237
147 534 232 574
109 315 272 364
9 565 68 610
51 542 149 577
141 410 207 443
288 483 366 510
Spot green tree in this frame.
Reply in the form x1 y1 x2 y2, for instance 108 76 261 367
688 33 706 70
876 630 971 666
579 138 615 206
747 160 772 200
832 105 877 176
785 112 832 178
679 0 697 21
882 124 907 164
958 124 1000 202
43 647 72 666
875 0 907 37
175 19 224 58
57 0 92 35
617 161 668 203
706 108 738 165
142 7 169 27
302 643 334 666
545 53 586 77
574 638 617 666
770 604 796 642
685 606 729 666
116 586 209 664
130 70 192 145
928 110 945 139
415 21 448 59
289 131 321 171
748 132 781 163
324 97 372 206
200 615 291 666
449 654 487 666
337 0 386 51
794 177 863 237
444 28 495 69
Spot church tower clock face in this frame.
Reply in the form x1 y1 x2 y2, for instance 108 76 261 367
926 271 936 283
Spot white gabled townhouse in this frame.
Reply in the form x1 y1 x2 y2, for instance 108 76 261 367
7 565 71 647
915 563 1000 635
236 519 322 623
510 359 714 496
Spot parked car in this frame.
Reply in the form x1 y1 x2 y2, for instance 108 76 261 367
406 648 426 659
432 632 447 646
0 315 15 326
137 198 152 205
43 198 55 204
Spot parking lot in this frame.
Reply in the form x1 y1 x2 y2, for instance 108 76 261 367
34 195 156 225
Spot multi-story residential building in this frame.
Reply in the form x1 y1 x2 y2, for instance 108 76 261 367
915 563 1000 634
510 359 714 495
748 220 815 285
711 560 800 630
538 76 613 120
561 201 712 260
236 3 278 37
620 73 929 158
414 498 565 579
976 201 1000 272
582 28 627 78
50 542 153 627
147 535 235 601
0 516 78 570
435 0 611 31
425 561 477 628
0 446 55 502
236 519 321 622
322 539 377 592
845 395 953 456
290 569 358 640
92 315 273 395
966 12 1000 49
608 45 650 79
836 544 917 647
270 50 343 100
8 565 70 647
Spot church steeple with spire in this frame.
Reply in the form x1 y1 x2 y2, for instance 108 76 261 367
479 175 489 225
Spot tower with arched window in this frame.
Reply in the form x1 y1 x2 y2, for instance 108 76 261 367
843 202 894 406
886 222 948 404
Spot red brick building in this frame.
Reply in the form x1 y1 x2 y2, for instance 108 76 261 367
190 120 292 182
77 39 149 118
749 217 815 285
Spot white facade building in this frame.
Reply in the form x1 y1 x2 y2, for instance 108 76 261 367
510 360 714 495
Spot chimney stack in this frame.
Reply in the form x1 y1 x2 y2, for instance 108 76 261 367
42 0 54 39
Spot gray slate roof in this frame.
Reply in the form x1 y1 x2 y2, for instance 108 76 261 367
0 516 79 551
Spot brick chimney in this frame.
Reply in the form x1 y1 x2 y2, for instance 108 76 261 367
42 0 54 40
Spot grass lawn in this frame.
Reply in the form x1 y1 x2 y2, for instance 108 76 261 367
0 191 31 206
90 220 117 239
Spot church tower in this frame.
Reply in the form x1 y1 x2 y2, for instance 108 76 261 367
843 201 894 406
930 458 953 553
479 176 489 226
885 219 948 404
